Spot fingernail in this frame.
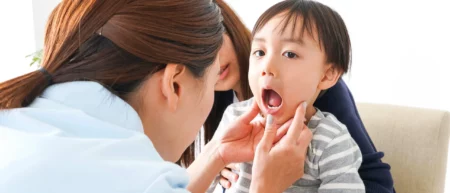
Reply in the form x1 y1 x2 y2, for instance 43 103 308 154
302 102 308 112
235 163 240 171
234 174 239 181
266 115 273 125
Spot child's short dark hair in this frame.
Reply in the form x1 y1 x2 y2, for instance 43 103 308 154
253 0 351 74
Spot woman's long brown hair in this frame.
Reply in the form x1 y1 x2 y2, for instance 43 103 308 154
0 0 223 109
178 0 253 167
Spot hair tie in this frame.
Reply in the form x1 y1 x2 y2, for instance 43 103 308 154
38 68 53 85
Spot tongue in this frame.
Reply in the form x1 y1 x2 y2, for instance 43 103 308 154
268 90 282 107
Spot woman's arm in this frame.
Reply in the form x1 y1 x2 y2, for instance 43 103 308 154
314 79 395 193
186 140 226 193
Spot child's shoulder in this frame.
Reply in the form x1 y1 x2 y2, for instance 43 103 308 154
309 109 351 147
228 97 254 108
307 109 361 169
310 109 349 134
224 97 255 117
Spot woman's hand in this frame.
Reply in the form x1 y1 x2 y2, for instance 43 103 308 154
250 102 313 193
215 102 292 165
188 101 294 193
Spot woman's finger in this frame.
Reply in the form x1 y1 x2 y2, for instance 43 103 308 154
219 177 231 189
297 124 313 149
237 101 260 124
285 102 307 142
220 168 238 182
273 118 293 143
257 115 277 152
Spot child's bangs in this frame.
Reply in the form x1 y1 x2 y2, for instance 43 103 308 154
252 0 352 75
252 1 321 46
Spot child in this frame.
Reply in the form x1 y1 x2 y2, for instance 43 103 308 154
211 0 364 192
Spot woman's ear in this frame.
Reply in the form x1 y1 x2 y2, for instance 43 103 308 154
318 64 342 90
161 63 186 112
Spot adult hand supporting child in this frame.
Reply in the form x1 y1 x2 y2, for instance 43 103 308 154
218 111 294 189
250 102 312 193
215 101 296 165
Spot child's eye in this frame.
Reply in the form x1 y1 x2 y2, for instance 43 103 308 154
283 51 298 59
253 50 265 57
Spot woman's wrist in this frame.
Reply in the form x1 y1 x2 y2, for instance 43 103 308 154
186 140 226 193
202 139 226 168
250 181 279 193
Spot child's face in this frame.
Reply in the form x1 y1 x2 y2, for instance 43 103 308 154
249 13 334 124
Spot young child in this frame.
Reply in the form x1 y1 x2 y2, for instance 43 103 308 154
211 0 364 192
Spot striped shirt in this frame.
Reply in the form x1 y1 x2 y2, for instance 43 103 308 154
209 98 365 193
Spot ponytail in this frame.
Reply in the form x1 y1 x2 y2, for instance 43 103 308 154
0 0 129 110
1 0 223 111
0 70 50 109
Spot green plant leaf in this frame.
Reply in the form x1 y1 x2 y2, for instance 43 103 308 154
26 49 43 67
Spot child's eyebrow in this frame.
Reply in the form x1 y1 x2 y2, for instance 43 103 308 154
253 37 305 46
280 37 304 45
253 37 265 43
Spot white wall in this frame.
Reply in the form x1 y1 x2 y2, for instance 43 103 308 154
225 0 450 112
32 0 61 50
0 1 36 81
0 0 61 82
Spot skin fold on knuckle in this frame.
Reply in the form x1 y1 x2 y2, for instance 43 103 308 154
279 145 293 158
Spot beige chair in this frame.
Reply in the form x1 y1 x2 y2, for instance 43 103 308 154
357 103 450 193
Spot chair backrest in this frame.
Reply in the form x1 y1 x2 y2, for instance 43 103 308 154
357 103 450 193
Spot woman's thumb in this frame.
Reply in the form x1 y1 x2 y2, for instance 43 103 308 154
257 115 277 152
238 101 260 124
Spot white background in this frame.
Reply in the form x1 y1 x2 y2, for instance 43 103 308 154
0 0 450 190
0 1 37 81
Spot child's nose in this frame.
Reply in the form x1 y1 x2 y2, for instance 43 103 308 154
261 58 277 77
262 69 274 77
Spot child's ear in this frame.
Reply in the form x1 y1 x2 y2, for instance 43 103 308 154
318 64 342 90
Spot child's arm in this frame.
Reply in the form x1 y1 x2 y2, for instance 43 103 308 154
318 128 365 193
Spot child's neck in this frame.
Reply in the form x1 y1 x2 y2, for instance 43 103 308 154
305 106 317 123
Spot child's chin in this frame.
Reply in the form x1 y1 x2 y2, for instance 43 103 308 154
274 112 297 125
259 112 288 125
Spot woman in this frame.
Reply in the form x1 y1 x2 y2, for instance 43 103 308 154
179 0 395 192
178 0 253 166
0 1 312 193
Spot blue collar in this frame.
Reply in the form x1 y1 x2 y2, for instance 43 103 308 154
30 81 144 133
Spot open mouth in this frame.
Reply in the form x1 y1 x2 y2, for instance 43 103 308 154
218 64 230 80
262 89 283 114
